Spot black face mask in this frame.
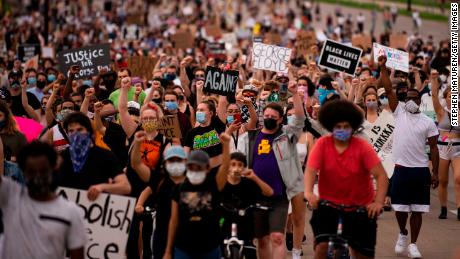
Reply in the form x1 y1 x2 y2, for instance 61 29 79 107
397 91 407 102
152 98 162 104
263 118 278 130
37 80 47 89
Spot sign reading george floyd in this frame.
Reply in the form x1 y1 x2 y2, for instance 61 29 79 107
252 43 292 73
57 44 111 79
204 66 239 96
57 187 136 259
318 39 363 76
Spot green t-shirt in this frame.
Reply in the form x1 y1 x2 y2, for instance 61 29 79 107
109 87 146 109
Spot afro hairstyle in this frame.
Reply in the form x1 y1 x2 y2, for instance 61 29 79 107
318 99 364 132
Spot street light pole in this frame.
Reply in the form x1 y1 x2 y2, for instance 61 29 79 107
44 0 49 45
407 0 412 12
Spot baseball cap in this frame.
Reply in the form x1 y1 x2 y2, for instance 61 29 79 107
164 145 187 160
187 150 210 167
377 88 386 97
127 101 140 110
242 84 258 94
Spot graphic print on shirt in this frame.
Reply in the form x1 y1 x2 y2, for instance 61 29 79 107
180 191 212 221
192 129 220 149
140 140 161 168
258 139 271 155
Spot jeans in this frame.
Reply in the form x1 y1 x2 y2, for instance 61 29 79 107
174 247 221 259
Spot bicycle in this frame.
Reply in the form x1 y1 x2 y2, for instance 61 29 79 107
219 203 271 259
317 200 367 259
139 206 156 259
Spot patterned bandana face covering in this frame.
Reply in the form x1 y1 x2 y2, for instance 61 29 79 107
142 120 158 133
69 132 92 173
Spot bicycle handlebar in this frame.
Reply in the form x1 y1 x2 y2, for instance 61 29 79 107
220 203 271 215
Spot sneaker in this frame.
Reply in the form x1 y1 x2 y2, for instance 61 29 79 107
286 232 293 251
408 243 422 258
394 233 408 255
292 248 302 259
439 206 447 219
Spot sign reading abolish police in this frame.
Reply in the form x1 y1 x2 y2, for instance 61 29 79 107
57 187 136 259
204 66 239 96
318 39 362 76
252 43 292 73
363 110 395 178
57 44 111 79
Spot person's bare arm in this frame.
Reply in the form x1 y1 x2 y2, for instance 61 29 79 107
414 69 423 91
154 54 167 71
304 166 319 208
45 83 60 126
130 131 151 182
378 56 398 112
135 187 153 214
93 102 106 135
20 79 40 121
244 169 273 196
217 96 228 123
80 88 94 115
119 78 138 138
196 80 204 105
368 163 388 217
429 135 440 189
64 66 79 99
216 133 231 191
430 70 445 121
179 57 192 98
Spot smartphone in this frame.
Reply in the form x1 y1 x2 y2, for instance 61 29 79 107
233 113 242 123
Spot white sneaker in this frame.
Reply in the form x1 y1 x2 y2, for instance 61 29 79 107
292 248 302 259
408 243 422 258
394 233 408 255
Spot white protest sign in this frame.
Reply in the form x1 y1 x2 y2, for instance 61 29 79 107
57 187 136 259
363 110 395 178
252 43 292 73
373 43 409 73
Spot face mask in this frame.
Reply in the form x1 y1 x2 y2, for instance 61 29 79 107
37 80 47 89
380 97 389 106
263 118 278 130
10 80 20 89
166 162 186 177
27 77 37 85
332 128 353 142
69 132 92 173
142 120 157 133
405 100 420 114
26 173 53 197
82 80 92 86
164 73 176 81
165 101 178 111
227 115 234 124
47 74 56 82
56 109 73 122
186 170 207 185
0 120 7 129
196 111 207 124
439 75 447 83
365 101 378 110
397 91 407 102
152 98 162 104
104 115 115 123
287 115 294 125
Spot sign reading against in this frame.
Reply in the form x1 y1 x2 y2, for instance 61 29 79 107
318 39 363 76
252 43 292 73
156 115 182 139
373 43 409 73
57 187 136 259
57 44 111 79
351 34 372 50
296 30 316 56
363 110 395 178
204 66 239 96
17 44 40 62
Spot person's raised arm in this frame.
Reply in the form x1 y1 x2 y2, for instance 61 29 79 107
216 133 231 191
217 95 228 123
45 83 60 126
163 200 179 259
430 70 444 120
135 187 153 214
179 57 192 98
240 97 257 130
332 80 347 100
368 163 388 218
195 80 204 105
93 67 108 96
64 66 79 99
154 53 167 72
93 102 106 135
80 88 95 115
378 56 398 112
243 169 274 196
130 131 152 182
289 81 304 118
119 77 138 138
20 79 40 121
429 135 440 189
348 78 359 102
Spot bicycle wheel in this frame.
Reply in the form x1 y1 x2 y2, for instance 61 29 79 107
227 245 242 259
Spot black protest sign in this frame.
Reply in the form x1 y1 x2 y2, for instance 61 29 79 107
206 42 226 55
57 44 111 79
17 44 40 62
204 66 239 96
318 40 363 76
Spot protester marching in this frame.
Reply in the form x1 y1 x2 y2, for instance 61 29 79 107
0 0 457 259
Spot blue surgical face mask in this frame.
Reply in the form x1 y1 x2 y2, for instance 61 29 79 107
82 80 92 87
380 97 389 106
196 111 207 124
27 77 37 85
47 74 56 82
287 115 294 125
332 128 353 142
164 73 176 81
227 115 234 124
165 101 178 110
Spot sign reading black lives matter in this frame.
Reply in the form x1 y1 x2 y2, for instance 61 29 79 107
204 66 239 96
57 44 111 79
318 40 363 76
17 44 40 62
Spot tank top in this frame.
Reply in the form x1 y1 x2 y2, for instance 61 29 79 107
296 142 308 166
52 124 69 152
438 111 460 133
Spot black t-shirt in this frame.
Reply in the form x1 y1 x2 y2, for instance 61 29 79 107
165 111 192 145
185 116 226 158
103 121 128 167
58 146 123 190
10 92 41 118
172 173 221 254
220 178 262 241
148 172 177 236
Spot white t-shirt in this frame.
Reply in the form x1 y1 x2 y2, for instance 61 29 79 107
392 102 439 167
0 177 86 259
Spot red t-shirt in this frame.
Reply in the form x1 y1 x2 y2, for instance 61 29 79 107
307 136 381 206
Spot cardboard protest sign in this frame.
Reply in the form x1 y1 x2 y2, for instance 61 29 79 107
57 44 111 79
264 32 282 45
389 34 408 49
57 187 136 259
126 13 144 25
373 43 409 73
296 30 316 56
252 43 292 73
351 34 372 51
204 66 239 96
127 55 158 79
318 40 362 76
363 110 395 178
156 115 182 139
171 31 195 49
205 25 223 39
17 44 40 62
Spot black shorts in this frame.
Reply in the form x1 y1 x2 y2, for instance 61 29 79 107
390 166 431 213
253 196 289 238
310 205 377 258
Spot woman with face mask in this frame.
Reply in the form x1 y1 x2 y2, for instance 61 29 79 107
305 99 388 259
131 136 187 259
